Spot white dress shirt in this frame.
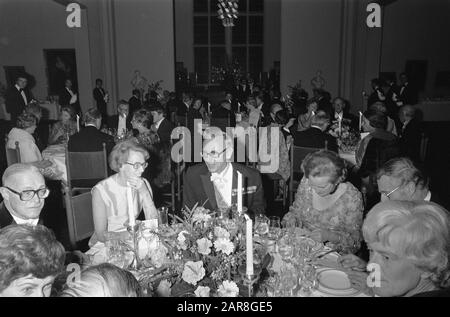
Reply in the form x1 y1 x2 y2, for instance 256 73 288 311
15 84 28 105
66 87 77 104
11 213 39 226
210 163 233 207
154 117 164 130
424 191 431 202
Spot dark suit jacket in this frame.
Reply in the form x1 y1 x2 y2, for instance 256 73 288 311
399 118 422 162
176 100 190 116
59 88 81 114
183 163 266 215
93 87 107 116
128 96 142 114
107 114 132 132
330 111 358 131
211 106 236 132
156 118 175 145
398 83 418 105
67 126 115 187
5 86 32 122
0 202 43 229
293 127 338 153
367 88 385 109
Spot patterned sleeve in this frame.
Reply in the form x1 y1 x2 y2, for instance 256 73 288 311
331 185 364 254
283 177 309 225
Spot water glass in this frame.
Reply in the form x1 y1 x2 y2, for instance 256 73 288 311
298 264 318 296
105 232 126 268
254 215 269 236
158 207 169 226
268 216 281 240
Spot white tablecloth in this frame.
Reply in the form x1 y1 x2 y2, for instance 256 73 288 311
42 144 67 182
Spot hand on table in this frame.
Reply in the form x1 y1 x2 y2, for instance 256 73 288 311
338 254 367 271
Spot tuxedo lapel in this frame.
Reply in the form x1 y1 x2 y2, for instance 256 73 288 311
200 173 218 210
0 203 14 228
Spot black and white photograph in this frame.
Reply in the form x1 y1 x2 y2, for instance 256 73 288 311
0 0 450 300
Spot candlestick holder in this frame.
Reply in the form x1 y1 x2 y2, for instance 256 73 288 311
126 221 141 270
238 264 262 297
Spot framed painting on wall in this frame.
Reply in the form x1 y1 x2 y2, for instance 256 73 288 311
44 49 78 96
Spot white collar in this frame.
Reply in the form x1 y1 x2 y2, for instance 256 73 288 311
311 125 323 131
154 117 164 129
85 123 97 128
15 84 22 91
424 191 431 202
5 203 39 226
211 162 232 180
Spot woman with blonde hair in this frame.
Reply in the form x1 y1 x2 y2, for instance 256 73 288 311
339 200 450 297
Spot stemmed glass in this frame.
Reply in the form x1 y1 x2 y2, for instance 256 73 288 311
298 264 318 297
279 266 298 297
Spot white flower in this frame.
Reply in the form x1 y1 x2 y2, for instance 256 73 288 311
148 244 168 268
214 226 230 240
177 230 189 250
182 261 205 285
192 211 212 224
214 238 234 255
217 280 239 297
196 238 212 255
194 286 210 297
156 279 171 297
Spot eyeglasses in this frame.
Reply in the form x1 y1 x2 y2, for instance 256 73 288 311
380 185 402 199
201 148 227 160
125 162 148 170
5 187 50 201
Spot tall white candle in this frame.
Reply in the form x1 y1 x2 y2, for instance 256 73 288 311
127 186 135 227
359 111 363 132
244 214 254 276
237 171 242 214
338 117 342 136
237 102 241 113
76 115 80 132
208 102 211 115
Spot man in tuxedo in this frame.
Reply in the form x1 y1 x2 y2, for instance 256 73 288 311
385 78 400 119
225 91 239 113
377 157 448 210
128 89 142 115
367 78 386 109
211 100 236 132
69 107 115 154
394 73 418 106
293 110 338 152
93 78 108 122
107 101 132 136
398 105 422 162
5 75 33 123
59 79 81 115
150 104 175 145
255 92 270 125
176 92 193 116
0 164 48 228
183 131 265 215
331 97 358 130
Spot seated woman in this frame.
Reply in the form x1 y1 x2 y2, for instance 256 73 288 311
338 200 450 297
60 263 142 297
297 98 318 131
48 105 78 145
356 109 400 180
6 112 52 171
91 140 158 245
0 224 66 297
130 108 160 150
283 150 363 254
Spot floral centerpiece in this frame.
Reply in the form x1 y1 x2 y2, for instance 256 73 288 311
328 119 360 153
140 204 247 297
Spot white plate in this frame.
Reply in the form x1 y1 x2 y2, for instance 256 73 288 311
317 268 360 297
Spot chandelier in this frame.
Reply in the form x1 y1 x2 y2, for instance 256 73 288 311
217 0 239 27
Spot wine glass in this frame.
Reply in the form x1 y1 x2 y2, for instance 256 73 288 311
298 264 318 297
268 216 281 240
254 215 269 236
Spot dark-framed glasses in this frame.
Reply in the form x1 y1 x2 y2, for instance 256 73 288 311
125 162 148 170
5 187 50 201
201 148 227 160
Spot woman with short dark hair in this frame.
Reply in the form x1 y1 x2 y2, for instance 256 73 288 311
283 150 364 253
0 224 65 297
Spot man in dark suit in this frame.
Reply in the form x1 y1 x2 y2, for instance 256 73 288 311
5 75 33 123
330 97 358 131
176 92 193 116
398 105 422 162
107 100 132 136
93 78 108 122
366 78 386 109
69 107 115 154
293 110 338 152
128 89 142 115
395 73 418 106
59 79 81 115
211 100 236 132
0 164 47 228
150 104 175 145
183 132 265 215
68 108 115 186
255 92 270 126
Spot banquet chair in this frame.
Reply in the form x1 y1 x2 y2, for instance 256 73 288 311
5 138 21 166
288 143 326 204
64 190 94 249
65 142 108 193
